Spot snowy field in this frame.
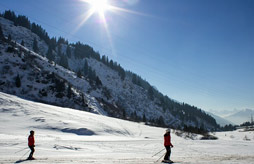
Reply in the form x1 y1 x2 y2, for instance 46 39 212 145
0 92 254 164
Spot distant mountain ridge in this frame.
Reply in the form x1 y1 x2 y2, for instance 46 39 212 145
224 109 254 125
0 10 219 130
206 112 234 126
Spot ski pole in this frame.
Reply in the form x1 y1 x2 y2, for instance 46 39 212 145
155 152 166 162
152 148 165 157
15 147 28 154
19 149 30 160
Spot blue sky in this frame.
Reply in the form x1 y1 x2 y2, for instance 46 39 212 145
0 0 253 115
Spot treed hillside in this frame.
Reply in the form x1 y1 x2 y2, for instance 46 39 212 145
0 10 219 131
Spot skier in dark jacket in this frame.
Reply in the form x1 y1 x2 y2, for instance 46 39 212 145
27 130 35 160
162 128 174 163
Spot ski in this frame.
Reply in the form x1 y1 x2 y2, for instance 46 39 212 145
162 160 174 163
161 160 181 164
15 158 48 163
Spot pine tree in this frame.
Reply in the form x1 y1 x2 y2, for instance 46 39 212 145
7 34 12 42
57 44 62 56
46 46 54 62
101 55 106 64
84 59 89 76
21 40 25 46
157 116 165 127
251 114 253 125
132 111 138 122
88 67 93 80
132 74 137 84
106 56 109 65
122 109 126 119
95 76 102 86
3 10 16 22
137 78 141 86
117 65 125 80
15 74 21 88
67 84 72 98
50 37 57 50
66 45 71 58
143 114 147 123
55 79 65 93
57 37 66 45
16 15 30 29
33 37 39 53
81 93 85 106
0 24 4 40
77 69 82 78
59 54 69 69
109 60 114 69
148 86 154 100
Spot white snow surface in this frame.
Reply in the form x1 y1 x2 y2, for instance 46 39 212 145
0 92 254 164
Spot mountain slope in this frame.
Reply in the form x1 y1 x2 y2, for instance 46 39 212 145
0 23 105 115
0 11 219 130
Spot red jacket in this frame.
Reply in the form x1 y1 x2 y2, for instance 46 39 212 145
164 133 173 147
28 135 35 146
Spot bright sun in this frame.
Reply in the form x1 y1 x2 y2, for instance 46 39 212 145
78 0 142 56
87 0 110 16
91 0 109 14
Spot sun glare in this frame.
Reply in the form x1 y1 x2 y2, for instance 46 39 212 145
83 0 110 17
76 0 145 56
90 0 109 16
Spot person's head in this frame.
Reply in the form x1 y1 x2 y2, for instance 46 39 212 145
30 130 34 135
166 128 171 133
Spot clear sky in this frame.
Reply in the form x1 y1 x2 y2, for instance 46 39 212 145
0 0 253 116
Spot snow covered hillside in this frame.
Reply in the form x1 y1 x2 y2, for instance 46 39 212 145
0 17 48 56
0 92 254 164
0 32 105 115
0 13 220 130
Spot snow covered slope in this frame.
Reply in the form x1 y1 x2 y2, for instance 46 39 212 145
0 17 48 56
0 92 254 164
0 37 106 115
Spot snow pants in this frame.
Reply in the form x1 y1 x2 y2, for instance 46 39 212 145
164 146 171 160
28 146 35 158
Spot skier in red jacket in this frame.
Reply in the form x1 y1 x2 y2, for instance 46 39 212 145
27 130 35 160
162 128 174 163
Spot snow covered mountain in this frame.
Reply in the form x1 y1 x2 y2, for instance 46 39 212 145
224 109 254 125
0 11 219 130
206 112 234 126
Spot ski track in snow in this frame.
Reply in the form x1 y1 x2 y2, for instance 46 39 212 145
1 92 254 164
